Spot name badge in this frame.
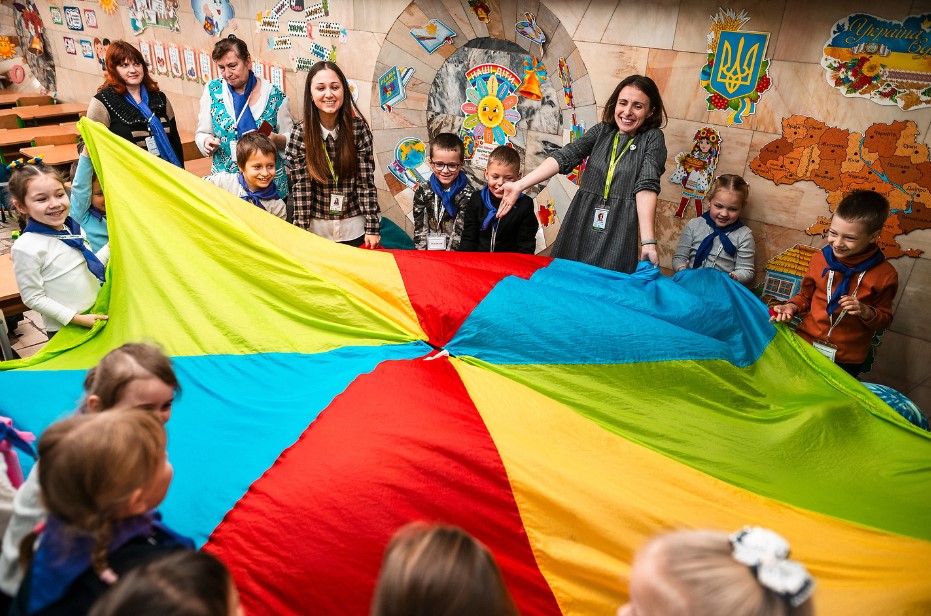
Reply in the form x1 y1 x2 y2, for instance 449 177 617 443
592 207 609 231
229 139 238 161
427 233 448 251
329 193 345 213
812 339 837 362
144 136 160 157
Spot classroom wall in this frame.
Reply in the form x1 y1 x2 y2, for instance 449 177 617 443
2 0 930 409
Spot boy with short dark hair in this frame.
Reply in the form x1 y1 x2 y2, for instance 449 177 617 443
204 132 287 219
412 133 473 250
771 190 898 377
458 146 538 254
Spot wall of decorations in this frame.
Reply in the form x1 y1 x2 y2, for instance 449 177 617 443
1 0 929 406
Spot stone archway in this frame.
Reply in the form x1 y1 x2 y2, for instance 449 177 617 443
370 1 596 251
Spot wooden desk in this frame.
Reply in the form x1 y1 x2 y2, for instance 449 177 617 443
185 156 212 177
16 103 87 125
0 254 26 318
0 123 78 147
0 93 23 109
19 143 79 166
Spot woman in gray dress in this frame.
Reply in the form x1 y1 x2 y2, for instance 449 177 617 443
499 75 667 273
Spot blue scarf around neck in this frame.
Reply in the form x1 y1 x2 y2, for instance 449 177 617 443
229 71 259 138
429 171 468 219
692 211 744 269
27 513 193 613
820 244 885 314
480 187 500 231
24 216 106 283
88 206 105 222
237 172 279 211
122 87 182 167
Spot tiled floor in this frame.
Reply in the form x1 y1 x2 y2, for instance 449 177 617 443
1 214 48 359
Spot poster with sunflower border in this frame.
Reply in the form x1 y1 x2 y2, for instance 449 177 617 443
460 63 522 167
822 13 931 111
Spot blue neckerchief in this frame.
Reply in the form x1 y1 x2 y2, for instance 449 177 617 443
123 87 182 167
27 513 192 613
0 422 36 459
24 217 106 283
480 187 499 231
88 206 105 222
229 71 259 138
821 244 885 315
429 171 468 219
237 172 279 211
693 211 744 269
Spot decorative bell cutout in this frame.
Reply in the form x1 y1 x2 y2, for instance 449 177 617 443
28 34 43 55
518 69 542 100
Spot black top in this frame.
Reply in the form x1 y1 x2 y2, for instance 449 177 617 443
459 191 537 254
11 525 191 616
90 86 184 164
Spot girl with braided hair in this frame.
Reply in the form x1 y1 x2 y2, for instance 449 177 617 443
10 410 192 616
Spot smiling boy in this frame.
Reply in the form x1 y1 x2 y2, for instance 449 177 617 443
412 133 474 250
204 132 287 219
771 190 898 377
458 146 538 254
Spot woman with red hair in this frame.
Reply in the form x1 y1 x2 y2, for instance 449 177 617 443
85 40 184 166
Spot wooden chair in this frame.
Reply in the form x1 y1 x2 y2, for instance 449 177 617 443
0 115 22 130
16 95 54 107
32 133 78 147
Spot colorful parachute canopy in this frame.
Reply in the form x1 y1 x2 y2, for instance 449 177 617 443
2 119 929 615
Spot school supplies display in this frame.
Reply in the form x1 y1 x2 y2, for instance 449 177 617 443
409 18 455 54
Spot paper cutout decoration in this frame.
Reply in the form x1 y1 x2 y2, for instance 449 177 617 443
63 36 76 55
270 0 288 18
93 37 108 70
138 38 152 67
670 127 722 218
347 79 359 102
378 65 414 112
183 46 198 81
257 13 278 32
700 8 772 125
129 0 182 35
468 0 490 23
537 199 556 226
49 6 62 24
289 0 302 10
515 12 545 45
268 35 291 50
822 13 931 111
291 43 335 70
388 138 431 190
252 58 266 81
269 63 284 90
0 37 16 60
304 0 327 20
557 57 574 108
168 43 182 78
198 48 212 82
98 0 118 15
63 6 82 30
410 19 455 54
287 20 311 37
518 56 547 100
84 9 97 28
317 21 347 42
152 40 167 74
79 38 93 58
193 0 234 37
565 116 587 186
461 64 522 148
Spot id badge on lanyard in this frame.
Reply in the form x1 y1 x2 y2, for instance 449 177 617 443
595 133 635 233
817 270 866 362
427 196 448 250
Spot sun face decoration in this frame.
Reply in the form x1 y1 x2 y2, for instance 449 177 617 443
461 72 521 146
0 36 16 60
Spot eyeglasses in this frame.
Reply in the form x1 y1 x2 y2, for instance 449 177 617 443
430 161 461 171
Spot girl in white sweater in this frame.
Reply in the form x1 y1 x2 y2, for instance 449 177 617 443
9 159 109 337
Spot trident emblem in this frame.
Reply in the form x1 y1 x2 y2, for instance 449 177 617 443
716 36 759 95
709 30 769 100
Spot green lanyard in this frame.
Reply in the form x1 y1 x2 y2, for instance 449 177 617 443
603 132 635 202
322 139 338 184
